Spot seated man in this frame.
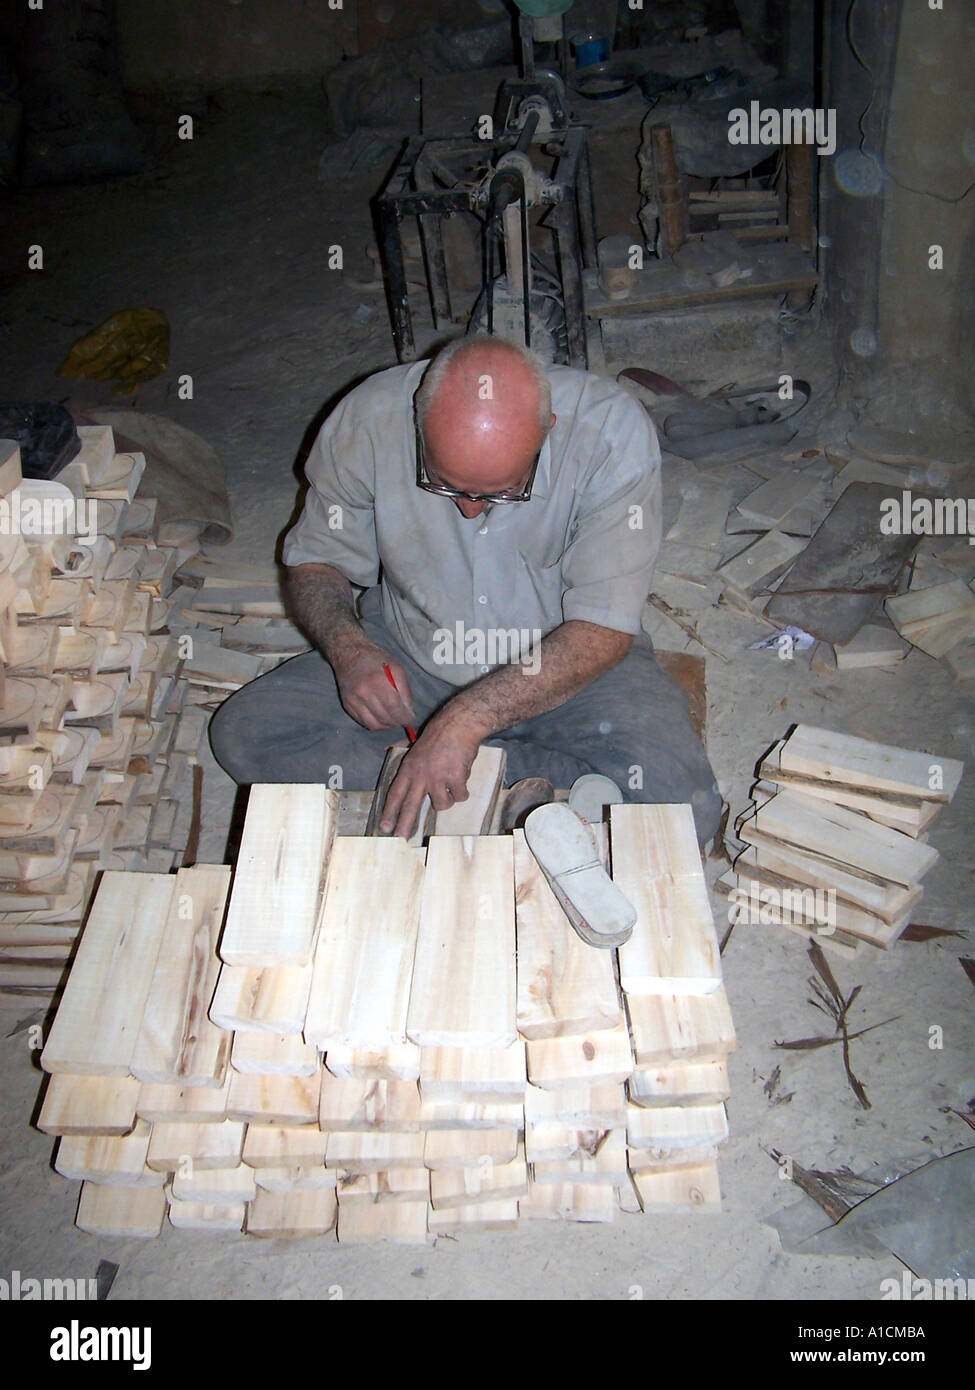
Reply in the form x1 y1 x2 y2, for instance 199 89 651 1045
209 334 722 844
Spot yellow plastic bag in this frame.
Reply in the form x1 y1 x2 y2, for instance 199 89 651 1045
58 308 170 391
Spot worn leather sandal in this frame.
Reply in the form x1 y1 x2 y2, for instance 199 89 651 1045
524 802 636 949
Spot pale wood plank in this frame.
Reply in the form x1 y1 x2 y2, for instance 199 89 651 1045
524 1084 627 1129
742 828 922 922
38 1073 140 1136
526 1023 633 1089
336 1197 432 1244
168 1200 245 1231
630 1160 721 1211
423 1128 519 1171
130 865 232 1088
218 785 338 967
170 1165 257 1204
628 1059 730 1106
525 1122 615 1165
145 1119 246 1171
231 1030 319 1076
429 1147 528 1208
41 872 176 1076
407 835 516 1047
626 1102 728 1150
136 1072 231 1124
246 1188 338 1237
753 789 938 887
419 1042 526 1100
325 1130 425 1172
209 961 312 1035
334 1168 429 1203
428 1200 520 1232
242 1125 327 1170
304 836 424 1050
226 1072 321 1126
625 988 737 1066
518 1183 617 1223
324 1044 420 1082
779 724 964 802
76 1182 165 1238
254 1166 336 1192
319 1076 421 1132
431 745 506 834
55 1119 162 1186
532 1130 628 1185
613 805 721 996
513 829 621 1041
418 1097 524 1130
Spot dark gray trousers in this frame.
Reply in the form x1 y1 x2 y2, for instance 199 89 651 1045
208 589 723 844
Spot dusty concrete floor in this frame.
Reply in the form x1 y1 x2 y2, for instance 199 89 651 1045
0 90 972 1302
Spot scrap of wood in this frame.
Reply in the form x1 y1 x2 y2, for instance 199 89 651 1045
246 1188 337 1238
76 1182 165 1238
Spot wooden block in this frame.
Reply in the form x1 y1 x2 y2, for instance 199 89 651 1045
613 804 721 995
170 1165 257 1204
423 1128 520 1171
779 724 963 802
418 1097 524 1130
419 1042 526 1100
626 1102 728 1150
630 1160 721 1212
129 865 231 1088
759 741 939 827
533 1129 628 1185
254 1166 336 1192
136 1072 231 1124
886 580 975 657
730 851 910 948
627 1143 717 1170
429 1148 529 1208
305 836 424 1051
319 1076 421 1132
191 585 286 617
168 1200 245 1232
74 425 115 483
834 624 910 668
428 1200 520 1233
209 961 313 1035
325 1130 425 1172
227 1072 321 1126
0 677 48 737
525 1122 611 1165
336 1197 431 1244
524 1084 627 1129
518 1183 617 1223
513 830 621 1041
0 438 23 496
246 1188 337 1237
242 1125 327 1170
717 529 806 593
231 1031 319 1076
407 835 516 1047
526 1024 634 1089
218 785 338 967
76 1182 165 1238
55 1119 160 1185
431 745 506 834
41 872 176 1076
183 641 263 689
38 1073 140 1136
146 1119 246 1172
629 1059 730 1106
324 1044 420 1083
741 828 922 923
752 789 938 887
736 466 820 527
334 1168 429 1203
625 988 736 1065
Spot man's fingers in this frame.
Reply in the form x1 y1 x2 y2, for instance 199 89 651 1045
379 768 410 835
392 783 426 840
387 663 416 720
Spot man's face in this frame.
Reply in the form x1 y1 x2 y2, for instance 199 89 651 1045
421 412 556 519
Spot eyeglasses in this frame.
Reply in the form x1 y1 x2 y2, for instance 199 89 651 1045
414 410 541 505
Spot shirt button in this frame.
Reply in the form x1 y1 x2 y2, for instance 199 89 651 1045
478 525 488 535
477 594 487 604
480 665 490 674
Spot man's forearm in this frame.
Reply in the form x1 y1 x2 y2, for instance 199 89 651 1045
442 620 632 738
285 563 371 665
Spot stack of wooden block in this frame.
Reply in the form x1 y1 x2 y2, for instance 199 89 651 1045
725 724 964 957
36 787 735 1241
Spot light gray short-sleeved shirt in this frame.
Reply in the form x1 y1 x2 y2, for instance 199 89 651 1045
282 360 662 686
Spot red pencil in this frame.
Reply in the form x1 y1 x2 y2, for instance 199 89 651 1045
383 663 416 743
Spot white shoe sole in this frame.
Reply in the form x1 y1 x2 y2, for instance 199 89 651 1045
524 803 636 949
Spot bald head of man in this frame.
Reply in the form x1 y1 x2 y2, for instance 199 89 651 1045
415 336 556 519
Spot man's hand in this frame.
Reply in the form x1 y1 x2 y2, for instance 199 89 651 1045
332 643 415 731
379 710 484 838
